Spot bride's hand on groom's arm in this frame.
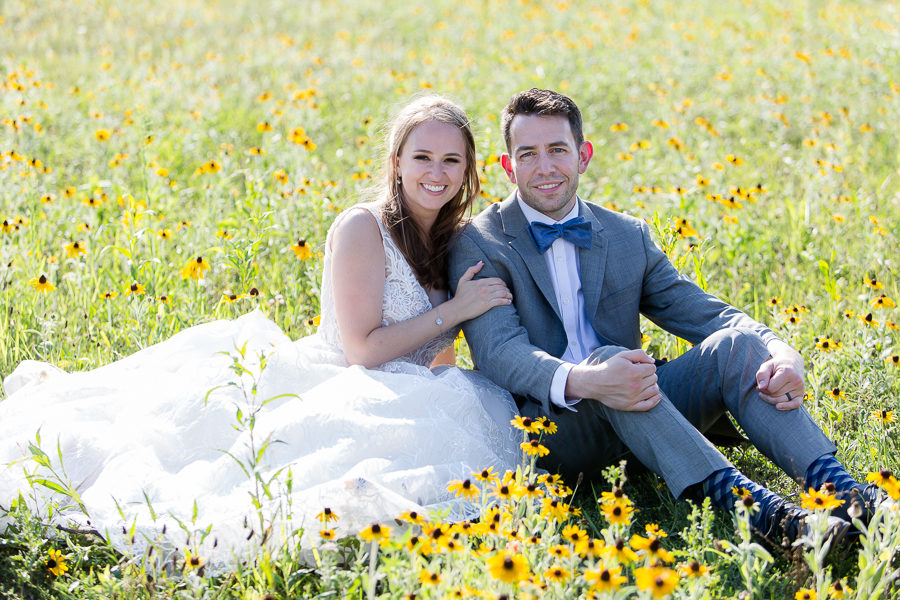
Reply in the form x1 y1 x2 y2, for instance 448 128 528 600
564 349 662 412
445 261 513 322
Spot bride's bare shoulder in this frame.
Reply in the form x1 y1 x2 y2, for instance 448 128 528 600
329 203 384 251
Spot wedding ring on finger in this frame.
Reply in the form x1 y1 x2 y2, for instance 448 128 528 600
786 391 792 403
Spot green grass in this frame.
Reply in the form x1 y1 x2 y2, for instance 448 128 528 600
1 0 899 597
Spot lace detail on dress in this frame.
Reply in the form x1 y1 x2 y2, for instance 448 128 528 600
318 203 456 370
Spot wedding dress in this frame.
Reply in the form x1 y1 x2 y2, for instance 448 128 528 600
0 203 520 567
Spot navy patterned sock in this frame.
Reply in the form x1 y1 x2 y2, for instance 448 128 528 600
805 453 860 493
702 467 786 532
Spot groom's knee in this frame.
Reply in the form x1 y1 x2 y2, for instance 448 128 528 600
700 328 769 371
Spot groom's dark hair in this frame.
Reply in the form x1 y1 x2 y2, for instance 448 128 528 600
501 88 584 153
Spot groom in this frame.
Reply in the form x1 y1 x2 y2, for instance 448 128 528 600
448 88 878 547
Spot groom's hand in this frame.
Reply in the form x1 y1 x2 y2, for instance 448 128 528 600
565 349 662 412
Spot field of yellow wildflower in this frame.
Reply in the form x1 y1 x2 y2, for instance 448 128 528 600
1 0 899 598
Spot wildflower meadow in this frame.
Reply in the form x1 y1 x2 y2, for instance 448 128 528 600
1 0 899 597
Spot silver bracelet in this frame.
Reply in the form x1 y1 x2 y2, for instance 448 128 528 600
435 307 444 334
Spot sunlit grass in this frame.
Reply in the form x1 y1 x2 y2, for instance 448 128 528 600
1 0 898 597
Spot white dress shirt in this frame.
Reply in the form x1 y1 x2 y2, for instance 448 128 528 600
517 196 601 409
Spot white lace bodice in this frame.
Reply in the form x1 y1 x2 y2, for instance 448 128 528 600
318 203 457 370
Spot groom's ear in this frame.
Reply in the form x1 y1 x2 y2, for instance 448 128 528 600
578 141 593 174
500 154 516 184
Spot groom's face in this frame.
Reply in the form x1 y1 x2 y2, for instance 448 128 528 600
501 114 593 221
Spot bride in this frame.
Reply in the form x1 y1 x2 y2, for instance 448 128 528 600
0 96 521 566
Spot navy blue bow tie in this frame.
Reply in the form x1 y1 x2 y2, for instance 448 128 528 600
527 217 592 254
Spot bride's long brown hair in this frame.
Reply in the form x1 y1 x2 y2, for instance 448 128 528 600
380 96 480 291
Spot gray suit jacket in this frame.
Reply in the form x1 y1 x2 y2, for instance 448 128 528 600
448 192 779 414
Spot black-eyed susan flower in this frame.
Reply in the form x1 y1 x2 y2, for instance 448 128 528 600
872 410 894 425
95 128 111 141
604 537 639 564
486 552 529 584
600 501 632 526
473 466 498 484
795 589 816 600
542 565 570 584
635 565 679 598
768 297 782 308
860 313 879 328
829 580 852 599
865 277 884 290
536 416 557 434
540 498 570 522
674 218 698 238
725 153 743 165
184 549 203 571
887 355 900 367
64 241 86 258
158 228 172 239
447 478 479 500
866 470 897 487
493 481 521 501
871 294 896 309
181 256 210 280
630 534 674 563
316 507 338 523
511 415 542 434
561 524 588 545
816 337 840 352
680 560 710 578
610 122 628 132
158 295 170 304
126 282 146 296
828 387 845 401
273 169 289 184
521 481 543 499
358 522 390 543
521 439 550 457
100 291 118 300
319 528 335 540
584 563 627 593
291 239 312 260
418 569 442 585
46 548 67 577
257 121 273 132
30 274 55 293
600 486 632 507
223 291 245 303
398 510 425 524
800 487 844 511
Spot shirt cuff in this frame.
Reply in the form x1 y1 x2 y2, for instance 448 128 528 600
549 362 580 411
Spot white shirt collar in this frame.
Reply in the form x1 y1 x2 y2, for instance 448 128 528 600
516 193 580 225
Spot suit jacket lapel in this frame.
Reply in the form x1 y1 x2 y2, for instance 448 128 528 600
576 199 608 324
498 193 562 321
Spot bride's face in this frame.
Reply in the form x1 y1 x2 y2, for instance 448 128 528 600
396 120 467 222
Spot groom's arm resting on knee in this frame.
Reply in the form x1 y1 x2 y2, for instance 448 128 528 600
449 232 661 413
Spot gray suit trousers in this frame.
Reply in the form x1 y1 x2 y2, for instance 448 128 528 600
519 327 837 497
